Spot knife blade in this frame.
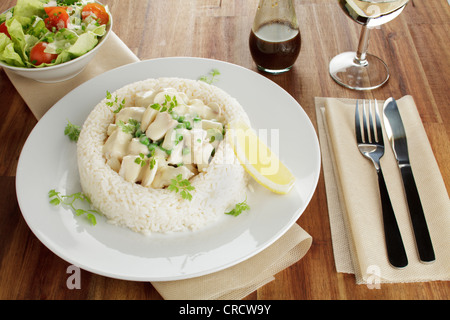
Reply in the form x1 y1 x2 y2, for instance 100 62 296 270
383 97 435 263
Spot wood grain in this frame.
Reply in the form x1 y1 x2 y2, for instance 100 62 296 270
0 0 448 300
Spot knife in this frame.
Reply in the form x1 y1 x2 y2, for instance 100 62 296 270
383 98 435 263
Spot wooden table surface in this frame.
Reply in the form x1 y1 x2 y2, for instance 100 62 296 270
0 0 448 300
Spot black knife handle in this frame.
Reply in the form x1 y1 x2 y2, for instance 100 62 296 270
400 165 436 263
377 168 408 268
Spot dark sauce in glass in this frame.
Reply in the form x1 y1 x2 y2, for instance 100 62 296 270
249 21 301 72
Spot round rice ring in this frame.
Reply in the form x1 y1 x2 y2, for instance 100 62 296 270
77 77 250 234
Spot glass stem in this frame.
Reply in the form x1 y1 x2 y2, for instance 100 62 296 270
354 26 371 66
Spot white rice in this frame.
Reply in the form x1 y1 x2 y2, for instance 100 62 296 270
77 77 250 234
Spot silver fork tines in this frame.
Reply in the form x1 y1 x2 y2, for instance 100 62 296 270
355 100 408 268
356 100 384 169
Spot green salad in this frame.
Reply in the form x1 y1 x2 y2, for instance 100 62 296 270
0 0 110 68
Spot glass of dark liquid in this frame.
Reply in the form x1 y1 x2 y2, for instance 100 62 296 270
249 0 301 75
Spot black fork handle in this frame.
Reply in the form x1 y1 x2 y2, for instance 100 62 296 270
377 168 408 268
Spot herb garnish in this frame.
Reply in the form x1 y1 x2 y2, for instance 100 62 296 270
56 0 80 5
134 153 156 169
134 153 147 167
48 189 100 225
117 118 140 135
168 174 195 201
106 91 125 113
225 198 250 217
199 69 220 84
150 94 178 113
149 157 156 169
163 94 178 113
64 120 81 142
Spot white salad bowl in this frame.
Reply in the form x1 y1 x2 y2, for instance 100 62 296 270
0 4 112 83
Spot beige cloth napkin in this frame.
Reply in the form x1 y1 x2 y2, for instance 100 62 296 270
153 224 312 300
4 31 140 119
4 32 313 299
316 96 450 284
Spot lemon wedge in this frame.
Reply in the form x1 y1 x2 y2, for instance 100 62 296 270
227 119 295 194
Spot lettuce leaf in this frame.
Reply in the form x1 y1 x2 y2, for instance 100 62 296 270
68 31 98 57
44 28 79 54
0 33 25 67
25 16 47 38
12 0 46 27
6 18 28 60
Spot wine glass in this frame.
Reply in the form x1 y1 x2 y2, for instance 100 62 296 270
329 0 410 90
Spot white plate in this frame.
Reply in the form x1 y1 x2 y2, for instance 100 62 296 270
16 57 321 281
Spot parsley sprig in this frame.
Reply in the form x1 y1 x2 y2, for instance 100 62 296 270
117 118 140 135
150 94 178 113
64 120 81 142
225 198 250 217
134 153 156 169
48 189 100 225
134 153 147 167
106 91 125 113
168 174 195 201
199 69 220 84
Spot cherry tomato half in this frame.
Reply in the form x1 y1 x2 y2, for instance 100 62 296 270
44 6 68 14
30 42 58 66
0 22 11 39
44 7 69 31
81 3 109 25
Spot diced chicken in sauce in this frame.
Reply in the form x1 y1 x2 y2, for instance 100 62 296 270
102 87 225 189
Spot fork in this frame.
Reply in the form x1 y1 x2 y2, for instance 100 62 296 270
355 100 408 268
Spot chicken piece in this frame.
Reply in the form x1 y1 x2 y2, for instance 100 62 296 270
161 128 177 151
171 103 191 117
103 129 133 161
153 88 189 106
153 88 177 105
182 146 193 166
115 107 146 124
151 165 194 189
177 92 189 104
184 128 206 147
135 90 156 108
154 147 169 162
106 157 121 172
127 138 150 156
205 127 224 149
106 123 117 136
167 141 184 165
141 106 158 132
196 143 214 172
208 102 223 121
201 119 223 132
180 128 207 166
146 112 178 141
162 127 188 150
141 158 158 187
188 99 216 120
119 155 144 183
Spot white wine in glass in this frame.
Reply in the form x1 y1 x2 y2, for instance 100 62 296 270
329 0 409 90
